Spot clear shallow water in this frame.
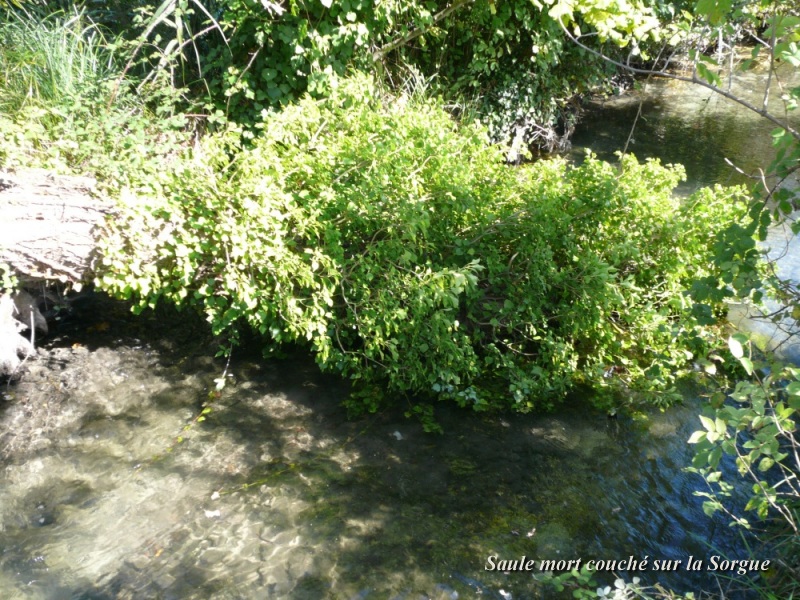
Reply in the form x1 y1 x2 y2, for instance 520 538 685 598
3 65 796 599
0 300 763 599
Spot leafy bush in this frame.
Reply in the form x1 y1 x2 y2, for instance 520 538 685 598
689 340 800 597
98 76 749 419
197 0 432 128
208 0 604 145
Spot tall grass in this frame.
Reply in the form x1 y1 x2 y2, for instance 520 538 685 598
0 6 190 182
0 7 116 116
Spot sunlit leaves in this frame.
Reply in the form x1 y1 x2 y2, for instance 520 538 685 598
546 0 660 44
695 0 732 26
728 334 745 358
99 76 745 417
689 352 800 531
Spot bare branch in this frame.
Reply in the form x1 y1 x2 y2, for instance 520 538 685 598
763 7 777 113
372 0 474 62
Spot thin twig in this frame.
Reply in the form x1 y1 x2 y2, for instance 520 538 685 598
763 8 777 113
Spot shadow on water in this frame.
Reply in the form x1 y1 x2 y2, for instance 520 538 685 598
0 292 769 599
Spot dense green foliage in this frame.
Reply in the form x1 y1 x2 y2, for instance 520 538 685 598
2 1 797 596
197 0 656 148
38 0 660 152
0 0 668 159
240 0 667 149
98 77 747 420
400 0 616 152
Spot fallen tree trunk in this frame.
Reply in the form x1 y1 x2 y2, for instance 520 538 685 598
0 168 112 286
0 168 114 377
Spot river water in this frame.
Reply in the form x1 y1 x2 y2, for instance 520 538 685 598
2 68 796 599
572 66 800 363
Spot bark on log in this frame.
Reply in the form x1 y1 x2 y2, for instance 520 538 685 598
0 168 113 286
0 168 113 378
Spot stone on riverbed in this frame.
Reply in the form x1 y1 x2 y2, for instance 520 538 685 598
0 293 39 379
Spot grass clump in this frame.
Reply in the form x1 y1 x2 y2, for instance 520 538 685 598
0 6 188 184
0 8 114 115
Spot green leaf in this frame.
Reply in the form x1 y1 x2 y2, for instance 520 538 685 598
695 0 732 26
696 62 721 87
728 335 744 359
688 430 707 444
548 1 574 23
709 447 723 469
700 414 716 432
702 499 722 517
739 356 754 376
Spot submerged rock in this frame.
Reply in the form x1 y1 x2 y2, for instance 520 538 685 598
0 293 37 379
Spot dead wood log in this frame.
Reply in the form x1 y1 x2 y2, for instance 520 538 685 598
1 169 114 377
0 168 113 287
